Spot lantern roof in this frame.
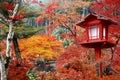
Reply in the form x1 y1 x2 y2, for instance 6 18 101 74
80 40 115 48
76 14 117 28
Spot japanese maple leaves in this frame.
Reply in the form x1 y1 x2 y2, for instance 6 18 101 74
6 3 14 10
35 1 59 24
0 2 14 10
91 0 120 21
45 2 59 14
18 35 64 60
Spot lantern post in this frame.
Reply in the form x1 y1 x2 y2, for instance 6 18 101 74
76 14 117 77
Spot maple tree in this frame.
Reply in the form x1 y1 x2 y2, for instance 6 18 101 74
35 0 91 35
18 34 64 60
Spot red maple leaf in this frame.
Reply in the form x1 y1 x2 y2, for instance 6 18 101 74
45 2 59 14
6 4 14 10
39 3 45 7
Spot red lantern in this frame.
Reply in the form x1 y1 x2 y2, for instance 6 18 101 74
76 14 117 77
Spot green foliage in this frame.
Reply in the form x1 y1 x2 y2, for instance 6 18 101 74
51 27 64 41
63 39 72 48
14 26 44 38
6 0 14 4
0 9 9 18
76 7 82 13
27 72 38 80
52 27 72 47
0 25 44 39
0 27 6 40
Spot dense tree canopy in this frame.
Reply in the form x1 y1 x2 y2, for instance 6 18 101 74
18 34 64 60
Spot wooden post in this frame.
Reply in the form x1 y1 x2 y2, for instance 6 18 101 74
95 48 103 78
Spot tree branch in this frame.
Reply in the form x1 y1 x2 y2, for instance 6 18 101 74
58 20 76 37
63 23 76 37
11 0 21 20
0 13 8 24
110 36 120 60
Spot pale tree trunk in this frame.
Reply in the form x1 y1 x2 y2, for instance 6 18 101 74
6 21 14 57
0 54 7 80
0 21 14 80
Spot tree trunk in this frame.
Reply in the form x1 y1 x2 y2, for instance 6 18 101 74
6 21 14 57
0 54 7 80
1 21 15 80
13 35 21 59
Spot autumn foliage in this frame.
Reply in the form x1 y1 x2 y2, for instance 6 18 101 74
55 45 97 80
91 0 120 76
18 34 64 60
91 0 120 22
1 0 120 80
7 59 33 80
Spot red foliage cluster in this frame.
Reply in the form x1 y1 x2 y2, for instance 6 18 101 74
35 16 44 24
9 12 25 21
39 3 45 7
0 1 25 21
0 41 6 55
56 45 96 80
45 2 59 14
6 4 15 10
111 44 120 74
91 0 120 22
0 2 14 10
0 42 5 47
32 0 39 4
7 59 33 80
91 1 120 75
